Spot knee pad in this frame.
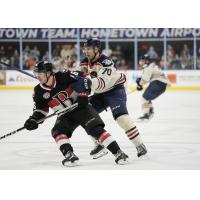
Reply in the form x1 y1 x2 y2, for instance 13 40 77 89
87 125 105 140
116 114 136 132
51 127 72 139
51 127 58 138
141 96 152 104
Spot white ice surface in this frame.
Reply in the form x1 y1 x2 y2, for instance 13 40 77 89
0 90 200 169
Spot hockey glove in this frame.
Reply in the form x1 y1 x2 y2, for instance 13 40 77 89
24 117 38 131
136 77 142 86
90 71 98 78
136 85 143 91
77 92 89 108
136 77 143 91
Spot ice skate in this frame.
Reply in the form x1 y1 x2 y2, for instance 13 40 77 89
137 107 154 122
90 142 108 159
148 107 154 119
62 150 80 167
136 143 147 157
115 149 129 165
137 113 150 122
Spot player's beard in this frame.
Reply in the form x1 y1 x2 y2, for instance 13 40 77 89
87 52 99 62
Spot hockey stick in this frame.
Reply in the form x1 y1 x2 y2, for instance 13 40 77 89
0 61 36 79
0 103 78 140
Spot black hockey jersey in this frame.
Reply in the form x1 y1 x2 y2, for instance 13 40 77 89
32 71 79 120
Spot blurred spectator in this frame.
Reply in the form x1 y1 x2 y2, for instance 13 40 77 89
60 44 73 60
196 56 200 69
42 51 49 61
23 45 31 67
0 46 6 58
140 43 149 55
52 51 79 72
10 50 19 66
22 45 42 69
30 46 40 62
147 46 159 59
112 45 122 57
7 45 14 58
52 44 61 57
160 45 180 69
0 57 10 65
0 45 10 67
66 54 79 70
52 56 62 71
24 45 30 54
73 44 84 60
181 44 190 56
111 45 124 67
115 59 128 70
24 57 36 70
179 44 192 69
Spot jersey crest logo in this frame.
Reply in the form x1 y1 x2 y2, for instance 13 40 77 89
43 92 50 99
102 59 112 66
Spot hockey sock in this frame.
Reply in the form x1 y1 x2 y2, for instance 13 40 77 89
125 126 142 147
141 98 153 115
54 134 73 156
98 131 120 155
116 114 143 147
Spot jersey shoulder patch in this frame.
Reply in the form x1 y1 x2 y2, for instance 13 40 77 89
99 54 113 67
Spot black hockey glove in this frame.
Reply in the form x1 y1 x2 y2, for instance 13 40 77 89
136 85 143 91
77 92 89 108
90 71 98 78
136 77 143 91
136 77 141 86
24 117 38 131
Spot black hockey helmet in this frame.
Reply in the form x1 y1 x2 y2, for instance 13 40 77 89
140 54 151 61
83 38 101 50
34 60 53 73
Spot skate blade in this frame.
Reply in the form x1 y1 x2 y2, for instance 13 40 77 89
138 154 149 160
117 159 129 165
136 118 150 123
62 160 80 167
92 150 108 159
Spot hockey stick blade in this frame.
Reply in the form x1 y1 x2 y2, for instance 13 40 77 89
0 127 25 140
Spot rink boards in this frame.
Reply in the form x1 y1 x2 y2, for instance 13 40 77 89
0 70 200 90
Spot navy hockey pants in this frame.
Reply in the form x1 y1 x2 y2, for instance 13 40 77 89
90 85 128 120
143 80 167 101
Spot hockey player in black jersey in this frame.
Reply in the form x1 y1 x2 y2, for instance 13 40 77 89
76 38 147 159
23 60 128 167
